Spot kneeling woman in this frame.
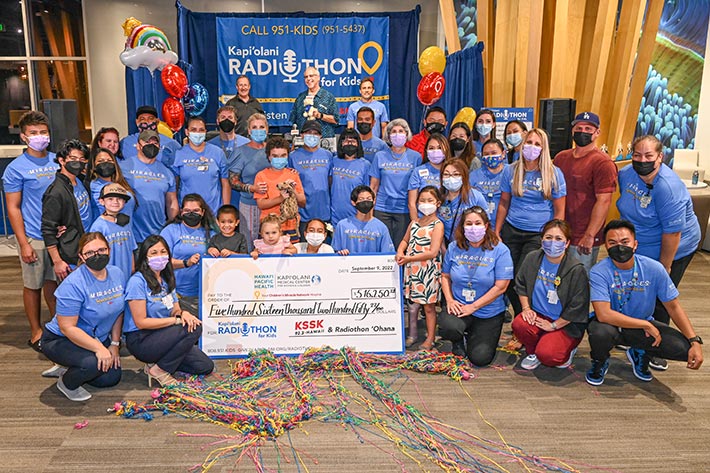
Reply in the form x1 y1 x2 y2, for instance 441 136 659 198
512 219 589 369
41 232 125 401
439 207 513 366
123 235 214 386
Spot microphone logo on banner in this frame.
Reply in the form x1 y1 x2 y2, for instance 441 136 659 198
279 49 301 83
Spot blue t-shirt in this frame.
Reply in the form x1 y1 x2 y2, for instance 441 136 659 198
120 132 182 168
531 257 562 319
617 164 701 260
408 162 441 191
470 164 508 228
346 100 389 139
590 255 679 321
172 143 229 215
207 135 250 167
438 189 488 242
370 148 422 213
289 147 333 221
1 152 58 239
330 158 371 226
89 178 136 222
89 217 137 285
229 145 270 206
361 137 389 164
442 241 514 318
45 264 125 340
122 157 176 242
74 181 92 231
332 216 395 254
123 271 178 333
500 165 567 232
160 222 209 297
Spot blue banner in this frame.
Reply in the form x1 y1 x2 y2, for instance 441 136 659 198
216 16 390 127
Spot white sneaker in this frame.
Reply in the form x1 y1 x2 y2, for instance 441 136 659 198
556 348 578 369
42 364 68 378
521 354 540 370
57 376 91 402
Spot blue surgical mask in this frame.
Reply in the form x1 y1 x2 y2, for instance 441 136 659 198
303 134 320 148
250 129 267 143
476 123 494 136
542 239 567 258
188 132 206 146
442 176 463 192
506 133 523 148
271 157 288 170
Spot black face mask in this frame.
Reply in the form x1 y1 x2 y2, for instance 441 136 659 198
608 244 635 263
142 143 160 159
355 200 374 214
182 211 202 227
632 160 657 177
65 161 85 176
356 122 372 135
426 122 445 135
572 131 594 147
95 162 116 178
341 144 358 157
218 119 236 133
84 253 110 271
116 213 130 227
449 138 466 153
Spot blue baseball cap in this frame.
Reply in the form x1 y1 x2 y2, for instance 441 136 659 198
571 111 600 128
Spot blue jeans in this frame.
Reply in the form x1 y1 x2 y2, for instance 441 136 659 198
569 245 600 274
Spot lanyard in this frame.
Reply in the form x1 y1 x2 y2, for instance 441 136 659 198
445 196 463 242
612 259 639 311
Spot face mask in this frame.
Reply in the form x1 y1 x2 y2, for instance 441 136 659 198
218 119 236 133
390 133 407 148
305 232 326 247
137 121 157 132
355 200 374 214
148 255 170 271
522 144 542 161
341 144 358 157
418 203 437 216
427 149 445 164
481 154 505 169
476 123 494 136
303 134 320 148
632 160 657 177
506 133 523 148
356 122 372 135
573 131 594 147
250 129 267 143
271 157 288 170
182 211 202 227
542 239 567 258
84 253 109 271
443 176 463 192
65 160 85 176
426 122 445 135
188 132 206 146
464 224 486 243
26 134 50 152
449 138 466 153
95 162 116 178
115 213 130 227
607 244 635 263
142 143 159 159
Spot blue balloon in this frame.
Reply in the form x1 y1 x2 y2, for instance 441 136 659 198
183 82 208 116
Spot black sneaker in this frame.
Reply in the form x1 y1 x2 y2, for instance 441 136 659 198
585 358 609 386
648 356 668 371
452 340 466 358
626 348 653 382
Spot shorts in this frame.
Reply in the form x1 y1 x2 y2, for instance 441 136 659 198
17 237 56 290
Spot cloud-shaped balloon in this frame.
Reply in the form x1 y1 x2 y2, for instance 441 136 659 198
120 17 178 72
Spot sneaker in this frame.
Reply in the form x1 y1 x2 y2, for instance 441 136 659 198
521 354 540 370
504 310 513 323
649 356 668 371
57 376 92 401
585 358 609 386
615 344 630 351
451 340 466 358
556 348 578 369
626 348 653 382
42 364 68 378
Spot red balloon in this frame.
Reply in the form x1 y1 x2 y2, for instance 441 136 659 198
161 64 188 98
162 97 185 132
417 72 446 106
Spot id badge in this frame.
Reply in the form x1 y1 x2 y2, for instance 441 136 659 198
162 293 174 309
488 200 495 214
418 168 429 177
639 194 651 208
462 289 476 302
547 289 559 305
197 164 209 172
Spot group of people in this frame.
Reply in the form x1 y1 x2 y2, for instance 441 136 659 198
2 68 704 401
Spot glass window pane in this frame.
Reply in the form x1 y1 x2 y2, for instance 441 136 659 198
0 1 26 56
29 0 85 57
0 61 31 145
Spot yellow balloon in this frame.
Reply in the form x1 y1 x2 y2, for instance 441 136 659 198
452 107 477 130
157 121 173 138
418 46 446 76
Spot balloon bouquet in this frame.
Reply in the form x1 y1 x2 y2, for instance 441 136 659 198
120 17 208 134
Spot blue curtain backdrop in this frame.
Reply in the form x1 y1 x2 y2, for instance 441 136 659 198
125 1 420 134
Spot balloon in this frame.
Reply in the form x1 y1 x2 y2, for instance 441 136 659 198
162 97 185 132
161 64 188 98
120 46 178 72
183 83 209 117
120 17 177 72
157 121 173 138
418 46 446 76
417 72 446 106
452 107 477 130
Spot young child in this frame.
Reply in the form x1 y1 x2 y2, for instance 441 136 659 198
332 185 395 255
89 183 137 285
208 204 248 257
250 214 297 259
396 185 444 351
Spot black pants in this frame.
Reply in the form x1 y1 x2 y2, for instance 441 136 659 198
374 210 410 248
500 221 541 314
41 330 121 390
587 318 690 363
125 324 214 375
653 252 694 324
438 310 505 367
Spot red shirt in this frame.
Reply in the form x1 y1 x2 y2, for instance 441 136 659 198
406 130 428 158
554 147 618 246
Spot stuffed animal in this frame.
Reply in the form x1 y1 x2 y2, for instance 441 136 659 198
277 181 300 234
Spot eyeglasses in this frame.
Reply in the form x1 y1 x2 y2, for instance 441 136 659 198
442 172 462 178
83 247 109 259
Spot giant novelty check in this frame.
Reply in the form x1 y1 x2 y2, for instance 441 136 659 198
200 254 403 357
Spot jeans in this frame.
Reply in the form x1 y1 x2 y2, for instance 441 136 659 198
239 202 262 252
500 221 541 314
374 210 410 248
438 310 505 367
125 324 214 375
569 245 600 274
653 252 695 325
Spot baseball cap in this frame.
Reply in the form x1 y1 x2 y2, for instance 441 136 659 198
136 105 158 119
138 129 160 143
301 120 322 134
571 111 600 128
99 183 131 201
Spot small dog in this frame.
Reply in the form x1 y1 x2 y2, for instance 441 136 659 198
277 181 300 234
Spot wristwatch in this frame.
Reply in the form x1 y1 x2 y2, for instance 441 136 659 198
688 336 703 345
110 340 120 347
174 316 182 325
183 258 190 268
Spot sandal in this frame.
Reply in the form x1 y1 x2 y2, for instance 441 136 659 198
405 336 416 348
419 341 438 352
144 364 178 388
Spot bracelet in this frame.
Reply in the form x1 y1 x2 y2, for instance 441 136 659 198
110 340 120 347
551 321 558 330
183 258 190 268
